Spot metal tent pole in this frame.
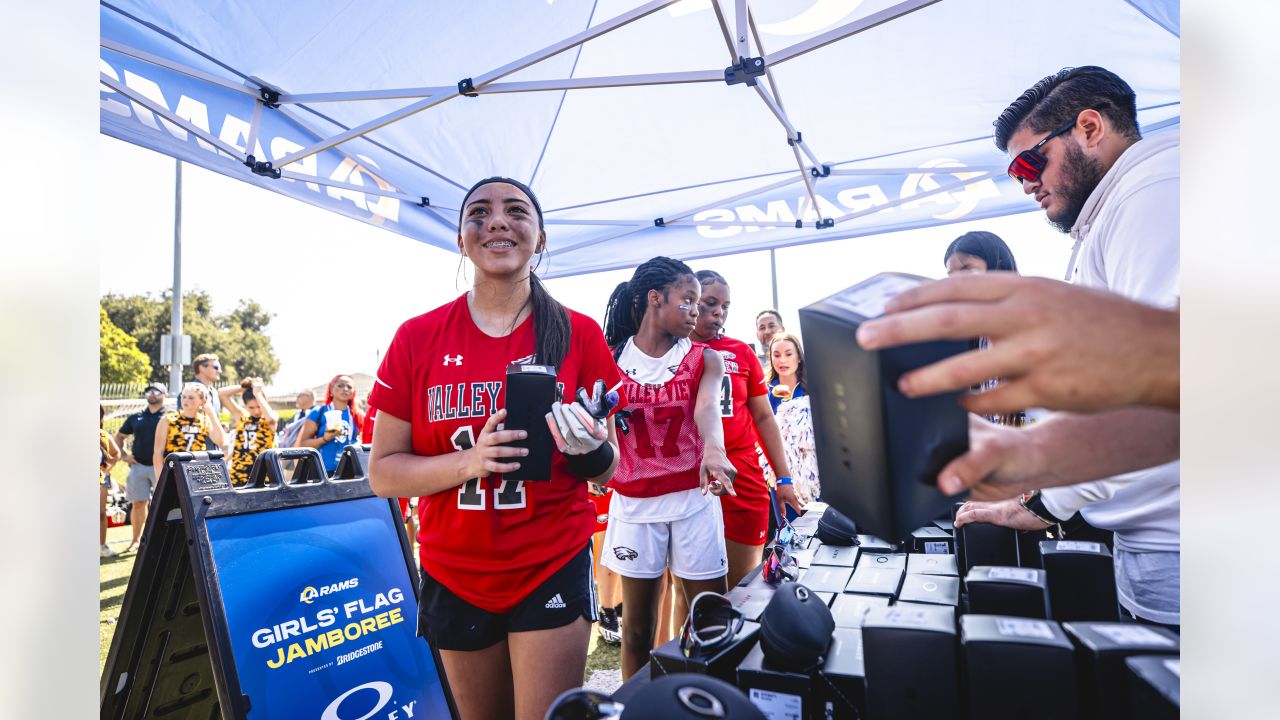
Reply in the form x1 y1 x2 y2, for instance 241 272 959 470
770 248 779 313
169 159 184 395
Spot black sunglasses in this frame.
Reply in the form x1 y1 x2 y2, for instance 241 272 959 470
679 592 745 658
1007 118 1077 185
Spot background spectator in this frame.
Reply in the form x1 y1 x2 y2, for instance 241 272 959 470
766 333 819 518
112 382 167 554
220 377 279 486
100 405 121 558
192 353 223 419
296 374 363 475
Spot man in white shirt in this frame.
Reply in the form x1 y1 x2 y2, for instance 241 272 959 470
955 66 1180 628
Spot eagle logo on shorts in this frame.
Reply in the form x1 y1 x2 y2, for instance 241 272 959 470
613 546 638 561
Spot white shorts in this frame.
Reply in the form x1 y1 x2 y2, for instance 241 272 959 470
601 500 728 580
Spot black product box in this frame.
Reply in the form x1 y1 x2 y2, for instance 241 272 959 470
912 525 955 554
898 573 960 607
1040 540 1119 622
863 605 960 720
830 593 890 628
1064 622 1180 720
501 363 557 481
965 565 1050 619
811 543 859 568
736 642 814 720
1125 655 1180 720
954 504 1020 573
858 552 906 570
855 534 894 552
934 517 955 533
960 615 1079 720
845 565 903 597
814 628 867 720
725 583 777 622
650 620 761 683
799 275 969 542
907 553 958 576
798 565 854 594
814 591 836 607
1017 528 1051 568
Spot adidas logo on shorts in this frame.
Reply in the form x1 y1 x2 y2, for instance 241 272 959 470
545 593 567 609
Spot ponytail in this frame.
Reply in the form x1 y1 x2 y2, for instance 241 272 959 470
529 273 571 368
603 281 639 355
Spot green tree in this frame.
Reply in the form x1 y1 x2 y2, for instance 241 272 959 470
100 307 152 384
100 291 280 383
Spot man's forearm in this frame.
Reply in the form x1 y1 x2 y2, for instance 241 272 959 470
1033 407 1179 491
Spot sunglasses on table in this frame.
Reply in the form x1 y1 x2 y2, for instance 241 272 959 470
775 517 809 550
1007 118 1077 185
762 543 800 585
679 592 745 658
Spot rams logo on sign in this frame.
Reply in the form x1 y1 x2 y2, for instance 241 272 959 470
300 577 360 604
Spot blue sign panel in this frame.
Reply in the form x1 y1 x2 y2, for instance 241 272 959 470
206 496 450 720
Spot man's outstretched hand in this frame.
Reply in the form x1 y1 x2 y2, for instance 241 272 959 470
855 274 1178 414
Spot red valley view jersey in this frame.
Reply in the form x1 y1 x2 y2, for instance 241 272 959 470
611 342 706 499
368 295 623 613
706 334 767 453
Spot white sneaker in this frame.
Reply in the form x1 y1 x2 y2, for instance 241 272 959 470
100 544 117 558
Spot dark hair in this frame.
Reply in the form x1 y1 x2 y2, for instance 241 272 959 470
694 269 728 289
993 66 1141 153
458 176 571 369
756 309 783 326
943 231 1019 273
239 377 257 403
603 256 695 355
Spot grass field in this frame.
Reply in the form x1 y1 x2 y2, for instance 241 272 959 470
98 522 622 683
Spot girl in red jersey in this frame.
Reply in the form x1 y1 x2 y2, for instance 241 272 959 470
689 270 801 585
601 256 737 679
367 178 622 720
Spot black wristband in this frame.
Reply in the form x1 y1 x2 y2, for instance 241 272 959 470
565 442 615 480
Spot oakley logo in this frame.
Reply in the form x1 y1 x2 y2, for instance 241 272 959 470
442 355 464 366
613 546 638 561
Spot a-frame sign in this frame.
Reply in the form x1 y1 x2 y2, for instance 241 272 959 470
101 446 457 719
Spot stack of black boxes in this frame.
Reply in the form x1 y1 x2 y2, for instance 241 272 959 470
647 506 1179 719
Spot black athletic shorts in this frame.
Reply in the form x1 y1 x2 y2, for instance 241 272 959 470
416 542 597 651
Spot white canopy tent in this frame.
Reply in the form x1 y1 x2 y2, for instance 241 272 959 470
100 0 1179 278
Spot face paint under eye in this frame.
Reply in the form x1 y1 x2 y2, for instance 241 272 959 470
677 305 691 311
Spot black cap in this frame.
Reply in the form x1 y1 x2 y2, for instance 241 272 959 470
622 674 763 719
759 583 835 671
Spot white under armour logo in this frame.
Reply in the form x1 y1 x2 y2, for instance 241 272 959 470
545 593 566 609
442 355 464 366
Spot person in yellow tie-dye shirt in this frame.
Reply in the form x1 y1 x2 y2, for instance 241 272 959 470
219 377 279 486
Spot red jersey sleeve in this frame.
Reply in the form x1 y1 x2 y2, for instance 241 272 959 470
369 321 414 423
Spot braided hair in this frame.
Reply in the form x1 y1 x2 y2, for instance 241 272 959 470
458 176 572 369
603 256 695 358
694 269 727 289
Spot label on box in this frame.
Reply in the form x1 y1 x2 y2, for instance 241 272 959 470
924 541 950 554
995 618 1055 640
749 688 803 720
1093 625 1176 648
987 567 1039 582
825 274 923 319
1164 659 1180 677
884 608 930 627
1055 541 1102 553
520 364 554 373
